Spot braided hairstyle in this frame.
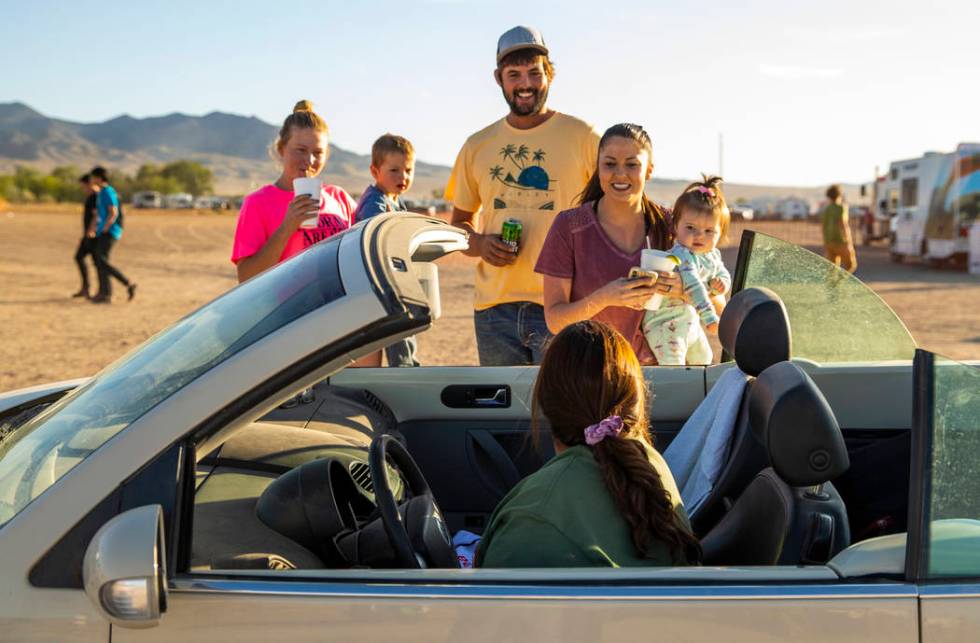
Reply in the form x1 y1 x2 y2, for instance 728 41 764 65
671 174 730 243
578 123 673 250
532 320 702 564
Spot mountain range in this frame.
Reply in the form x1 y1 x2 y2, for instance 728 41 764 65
0 102 448 196
0 102 865 204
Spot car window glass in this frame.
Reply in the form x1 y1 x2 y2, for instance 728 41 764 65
924 354 980 578
737 232 916 363
0 238 344 530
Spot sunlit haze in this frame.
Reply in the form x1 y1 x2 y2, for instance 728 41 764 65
3 0 978 185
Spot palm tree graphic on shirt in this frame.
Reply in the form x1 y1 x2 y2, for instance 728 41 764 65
490 144 552 191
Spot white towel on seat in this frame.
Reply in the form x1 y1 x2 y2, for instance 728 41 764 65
663 366 750 515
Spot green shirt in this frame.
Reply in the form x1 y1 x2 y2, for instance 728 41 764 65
822 202 849 244
476 443 692 568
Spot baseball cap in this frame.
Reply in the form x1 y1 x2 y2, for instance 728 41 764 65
496 26 548 64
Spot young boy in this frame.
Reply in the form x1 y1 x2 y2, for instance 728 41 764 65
355 134 419 367
354 134 415 222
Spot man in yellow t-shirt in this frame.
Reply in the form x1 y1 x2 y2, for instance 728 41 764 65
446 25 601 366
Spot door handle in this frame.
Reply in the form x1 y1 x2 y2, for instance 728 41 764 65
441 385 511 409
473 388 508 407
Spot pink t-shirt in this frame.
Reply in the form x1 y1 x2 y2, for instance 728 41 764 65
231 183 356 265
535 202 671 365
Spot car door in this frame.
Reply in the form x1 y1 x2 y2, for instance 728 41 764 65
906 350 980 642
112 566 915 643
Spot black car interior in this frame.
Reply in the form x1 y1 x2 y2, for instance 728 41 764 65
700 361 851 565
189 287 912 571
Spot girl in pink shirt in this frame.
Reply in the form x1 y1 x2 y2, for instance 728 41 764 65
232 100 356 282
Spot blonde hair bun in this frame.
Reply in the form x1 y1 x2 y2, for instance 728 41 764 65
293 100 314 113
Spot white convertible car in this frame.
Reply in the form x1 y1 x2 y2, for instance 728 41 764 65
0 214 977 642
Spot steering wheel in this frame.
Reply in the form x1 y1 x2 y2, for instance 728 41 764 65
369 435 458 568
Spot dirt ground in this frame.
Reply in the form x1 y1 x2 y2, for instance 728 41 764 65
1 204 977 392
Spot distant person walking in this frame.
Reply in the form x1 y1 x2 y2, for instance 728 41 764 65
71 173 100 299
821 184 857 273
446 25 601 366
232 100 356 282
90 166 136 303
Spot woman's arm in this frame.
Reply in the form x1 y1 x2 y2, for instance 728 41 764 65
235 194 318 283
542 274 658 335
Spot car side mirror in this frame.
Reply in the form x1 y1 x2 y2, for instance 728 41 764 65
83 505 167 629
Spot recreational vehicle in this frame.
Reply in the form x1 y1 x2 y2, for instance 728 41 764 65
883 143 980 265
132 190 162 208
163 192 194 209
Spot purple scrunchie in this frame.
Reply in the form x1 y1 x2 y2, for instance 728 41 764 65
584 415 624 445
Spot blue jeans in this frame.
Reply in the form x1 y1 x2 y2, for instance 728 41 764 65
474 302 551 366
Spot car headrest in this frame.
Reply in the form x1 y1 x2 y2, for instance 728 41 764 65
256 458 358 558
719 287 791 376
749 361 849 486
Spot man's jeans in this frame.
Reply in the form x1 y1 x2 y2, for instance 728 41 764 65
474 302 551 366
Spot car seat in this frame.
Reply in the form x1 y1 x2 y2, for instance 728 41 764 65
687 286 791 536
700 361 851 565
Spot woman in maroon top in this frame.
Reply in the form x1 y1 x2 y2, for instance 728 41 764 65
535 123 683 364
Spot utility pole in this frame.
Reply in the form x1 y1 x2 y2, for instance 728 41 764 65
718 132 724 177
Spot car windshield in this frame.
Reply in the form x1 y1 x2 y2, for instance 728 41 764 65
0 237 345 529
736 231 917 363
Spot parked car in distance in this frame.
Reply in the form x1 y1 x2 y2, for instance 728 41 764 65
163 193 194 209
730 205 754 221
193 196 230 210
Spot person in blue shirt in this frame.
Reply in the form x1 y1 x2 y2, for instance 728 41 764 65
353 134 414 223
354 135 419 366
90 166 136 303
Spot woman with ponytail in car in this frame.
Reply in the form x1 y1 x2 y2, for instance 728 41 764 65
477 320 701 567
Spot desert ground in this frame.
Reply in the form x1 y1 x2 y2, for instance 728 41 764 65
1 204 977 392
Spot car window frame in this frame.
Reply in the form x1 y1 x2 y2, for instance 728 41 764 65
906 348 980 586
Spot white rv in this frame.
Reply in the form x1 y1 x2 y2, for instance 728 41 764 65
163 192 194 209
132 191 162 209
884 143 980 265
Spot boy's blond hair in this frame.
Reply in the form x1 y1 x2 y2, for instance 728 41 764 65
371 134 415 168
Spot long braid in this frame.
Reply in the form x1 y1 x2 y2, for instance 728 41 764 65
533 321 702 564
592 436 701 563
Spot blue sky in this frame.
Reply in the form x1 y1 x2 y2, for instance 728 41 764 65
2 0 978 185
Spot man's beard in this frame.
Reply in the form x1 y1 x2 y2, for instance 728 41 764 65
503 86 549 116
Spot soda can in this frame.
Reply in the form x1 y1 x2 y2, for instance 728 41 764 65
501 218 522 253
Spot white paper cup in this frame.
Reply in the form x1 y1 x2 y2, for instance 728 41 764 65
292 177 322 228
639 249 678 310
